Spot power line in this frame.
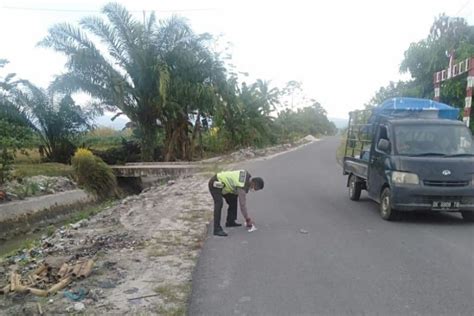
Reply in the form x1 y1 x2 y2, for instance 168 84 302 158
1 5 219 14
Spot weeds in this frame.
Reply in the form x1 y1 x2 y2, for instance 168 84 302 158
45 225 56 237
7 179 42 199
153 283 191 315
65 200 115 225
0 238 40 261
148 244 171 257
13 163 73 178
71 148 119 199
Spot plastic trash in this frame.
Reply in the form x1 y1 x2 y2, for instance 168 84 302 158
64 288 87 302
248 225 257 232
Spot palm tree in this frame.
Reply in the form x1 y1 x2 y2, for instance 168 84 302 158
0 60 32 127
253 79 280 115
0 60 35 183
157 18 225 160
39 3 170 161
21 87 94 162
39 3 227 161
239 81 278 146
212 79 279 148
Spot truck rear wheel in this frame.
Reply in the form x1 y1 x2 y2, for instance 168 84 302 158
461 211 474 222
349 175 362 201
380 187 400 221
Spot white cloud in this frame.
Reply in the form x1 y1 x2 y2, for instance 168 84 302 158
1 0 472 120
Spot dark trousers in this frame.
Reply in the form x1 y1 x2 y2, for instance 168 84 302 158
209 177 238 231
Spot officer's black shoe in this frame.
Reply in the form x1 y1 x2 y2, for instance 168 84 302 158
214 230 228 237
225 222 242 227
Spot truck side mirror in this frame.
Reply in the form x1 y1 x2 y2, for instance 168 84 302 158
378 139 391 152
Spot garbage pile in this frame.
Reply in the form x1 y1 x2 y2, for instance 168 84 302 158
0 217 140 301
1 260 93 297
1 176 77 202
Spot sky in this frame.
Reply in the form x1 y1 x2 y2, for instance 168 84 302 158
0 0 473 127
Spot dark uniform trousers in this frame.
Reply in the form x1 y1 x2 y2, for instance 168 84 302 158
208 176 238 231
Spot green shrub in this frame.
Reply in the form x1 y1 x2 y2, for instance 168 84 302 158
201 129 233 155
0 148 14 184
81 127 134 150
71 148 119 199
91 139 142 165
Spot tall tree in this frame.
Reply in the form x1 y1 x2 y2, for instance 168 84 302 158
39 3 170 161
159 18 226 161
18 86 94 163
365 81 422 108
0 60 34 183
39 3 227 161
281 80 303 109
211 79 281 148
274 102 336 142
400 14 474 106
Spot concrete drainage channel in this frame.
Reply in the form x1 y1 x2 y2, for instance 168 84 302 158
0 190 95 223
0 190 97 255
0 163 208 256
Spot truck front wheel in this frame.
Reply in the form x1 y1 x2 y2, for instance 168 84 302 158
349 175 362 201
380 187 400 221
461 211 474 222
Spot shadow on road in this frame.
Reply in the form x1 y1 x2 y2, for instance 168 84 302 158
396 211 472 226
349 195 472 226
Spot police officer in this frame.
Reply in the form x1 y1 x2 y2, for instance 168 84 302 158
208 170 264 236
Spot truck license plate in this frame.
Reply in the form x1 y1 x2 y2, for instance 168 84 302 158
432 201 460 210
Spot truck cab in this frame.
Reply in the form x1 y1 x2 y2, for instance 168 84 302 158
343 98 474 221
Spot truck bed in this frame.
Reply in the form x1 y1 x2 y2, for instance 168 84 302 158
343 157 368 179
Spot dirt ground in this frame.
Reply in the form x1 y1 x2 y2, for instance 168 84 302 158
0 174 213 315
0 137 317 315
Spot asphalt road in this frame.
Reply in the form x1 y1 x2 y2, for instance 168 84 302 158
189 137 474 316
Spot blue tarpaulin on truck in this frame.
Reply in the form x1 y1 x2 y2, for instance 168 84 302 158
374 97 459 120
361 98 460 135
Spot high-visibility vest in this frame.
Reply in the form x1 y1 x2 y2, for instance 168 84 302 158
217 170 248 194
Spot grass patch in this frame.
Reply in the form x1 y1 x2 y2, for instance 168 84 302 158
19 238 40 251
155 305 187 316
148 244 171 257
45 225 56 237
154 283 191 304
153 283 192 316
81 127 133 150
65 199 116 225
13 163 73 178
148 230 194 257
14 149 41 164
0 238 41 261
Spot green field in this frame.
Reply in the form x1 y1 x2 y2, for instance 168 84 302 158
13 163 73 178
